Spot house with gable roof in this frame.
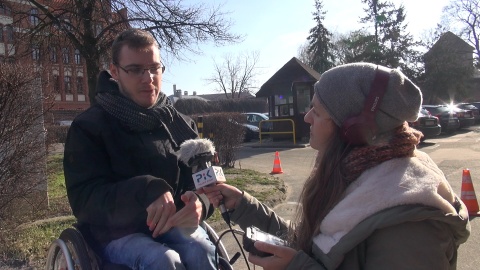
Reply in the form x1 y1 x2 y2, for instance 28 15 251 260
423 31 479 103
255 57 321 139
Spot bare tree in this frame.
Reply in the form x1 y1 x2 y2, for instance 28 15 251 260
0 63 49 221
5 0 241 104
444 0 480 66
296 41 311 66
201 113 244 168
419 18 453 50
205 51 260 99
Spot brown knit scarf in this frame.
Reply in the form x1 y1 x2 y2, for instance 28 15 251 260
342 122 423 183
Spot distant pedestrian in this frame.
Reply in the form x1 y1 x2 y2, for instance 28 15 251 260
201 62 470 269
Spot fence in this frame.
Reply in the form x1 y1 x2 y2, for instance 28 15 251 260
259 119 296 144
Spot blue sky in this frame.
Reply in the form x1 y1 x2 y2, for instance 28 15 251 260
161 0 451 96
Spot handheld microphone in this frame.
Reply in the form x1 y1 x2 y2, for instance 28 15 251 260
177 139 229 223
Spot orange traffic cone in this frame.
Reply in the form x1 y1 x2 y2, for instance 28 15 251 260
460 169 480 217
271 151 283 174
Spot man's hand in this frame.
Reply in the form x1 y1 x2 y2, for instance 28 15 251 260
146 191 176 238
167 191 202 228
248 241 297 270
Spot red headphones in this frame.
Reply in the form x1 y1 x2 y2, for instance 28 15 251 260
340 67 390 146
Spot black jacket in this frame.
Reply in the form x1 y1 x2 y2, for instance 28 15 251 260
63 101 209 247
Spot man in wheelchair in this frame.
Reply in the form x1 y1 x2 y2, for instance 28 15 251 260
62 28 217 270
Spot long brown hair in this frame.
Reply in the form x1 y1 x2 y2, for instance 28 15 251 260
292 122 422 253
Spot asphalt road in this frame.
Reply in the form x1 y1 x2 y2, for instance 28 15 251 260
220 126 480 270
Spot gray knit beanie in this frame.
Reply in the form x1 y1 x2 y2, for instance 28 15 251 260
314 63 422 133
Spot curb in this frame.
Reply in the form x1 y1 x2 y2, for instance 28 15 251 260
243 139 310 149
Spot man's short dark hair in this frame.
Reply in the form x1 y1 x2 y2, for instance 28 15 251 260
111 28 159 64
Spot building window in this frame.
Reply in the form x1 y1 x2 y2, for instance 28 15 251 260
6 25 13 43
50 46 57 63
0 25 3 42
95 24 102 37
53 75 60 93
64 76 71 94
0 4 11 16
274 94 294 117
76 77 84 94
62 47 69 64
74 49 81 64
296 86 311 114
32 46 40 61
62 17 72 31
29 8 39 26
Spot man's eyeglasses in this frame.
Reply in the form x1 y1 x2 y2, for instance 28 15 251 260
115 63 166 77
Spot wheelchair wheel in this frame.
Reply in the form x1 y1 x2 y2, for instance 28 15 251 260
46 227 97 270
202 221 235 269
203 221 230 262
218 256 234 270
46 239 72 270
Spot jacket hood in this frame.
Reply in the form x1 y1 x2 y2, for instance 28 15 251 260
96 70 120 94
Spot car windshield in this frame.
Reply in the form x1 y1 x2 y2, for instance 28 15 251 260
420 108 430 116
460 104 477 110
444 104 469 112
245 113 268 122
424 106 449 114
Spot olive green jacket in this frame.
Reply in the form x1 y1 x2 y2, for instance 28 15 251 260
230 151 470 269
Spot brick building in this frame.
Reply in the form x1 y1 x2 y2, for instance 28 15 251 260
0 0 125 123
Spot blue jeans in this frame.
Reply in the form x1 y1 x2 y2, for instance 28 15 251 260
103 226 217 270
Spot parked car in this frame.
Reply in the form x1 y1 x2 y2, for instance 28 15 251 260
471 101 480 110
408 108 441 141
242 123 260 142
444 105 475 128
422 105 460 134
456 103 480 123
242 112 273 132
228 118 260 142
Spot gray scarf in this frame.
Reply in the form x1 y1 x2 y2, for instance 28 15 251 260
95 71 197 148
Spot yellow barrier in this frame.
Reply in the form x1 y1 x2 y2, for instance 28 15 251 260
197 116 203 138
259 119 296 144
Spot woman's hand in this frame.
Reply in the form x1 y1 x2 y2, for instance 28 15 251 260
248 241 297 270
197 183 243 210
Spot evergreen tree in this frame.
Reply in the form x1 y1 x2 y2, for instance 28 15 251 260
359 0 421 79
336 30 377 64
306 0 334 73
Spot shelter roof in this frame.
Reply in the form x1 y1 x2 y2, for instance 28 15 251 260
256 57 320 97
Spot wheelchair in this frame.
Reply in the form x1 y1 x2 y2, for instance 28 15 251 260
46 221 233 270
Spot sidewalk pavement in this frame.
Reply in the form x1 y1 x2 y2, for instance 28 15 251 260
231 133 480 270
